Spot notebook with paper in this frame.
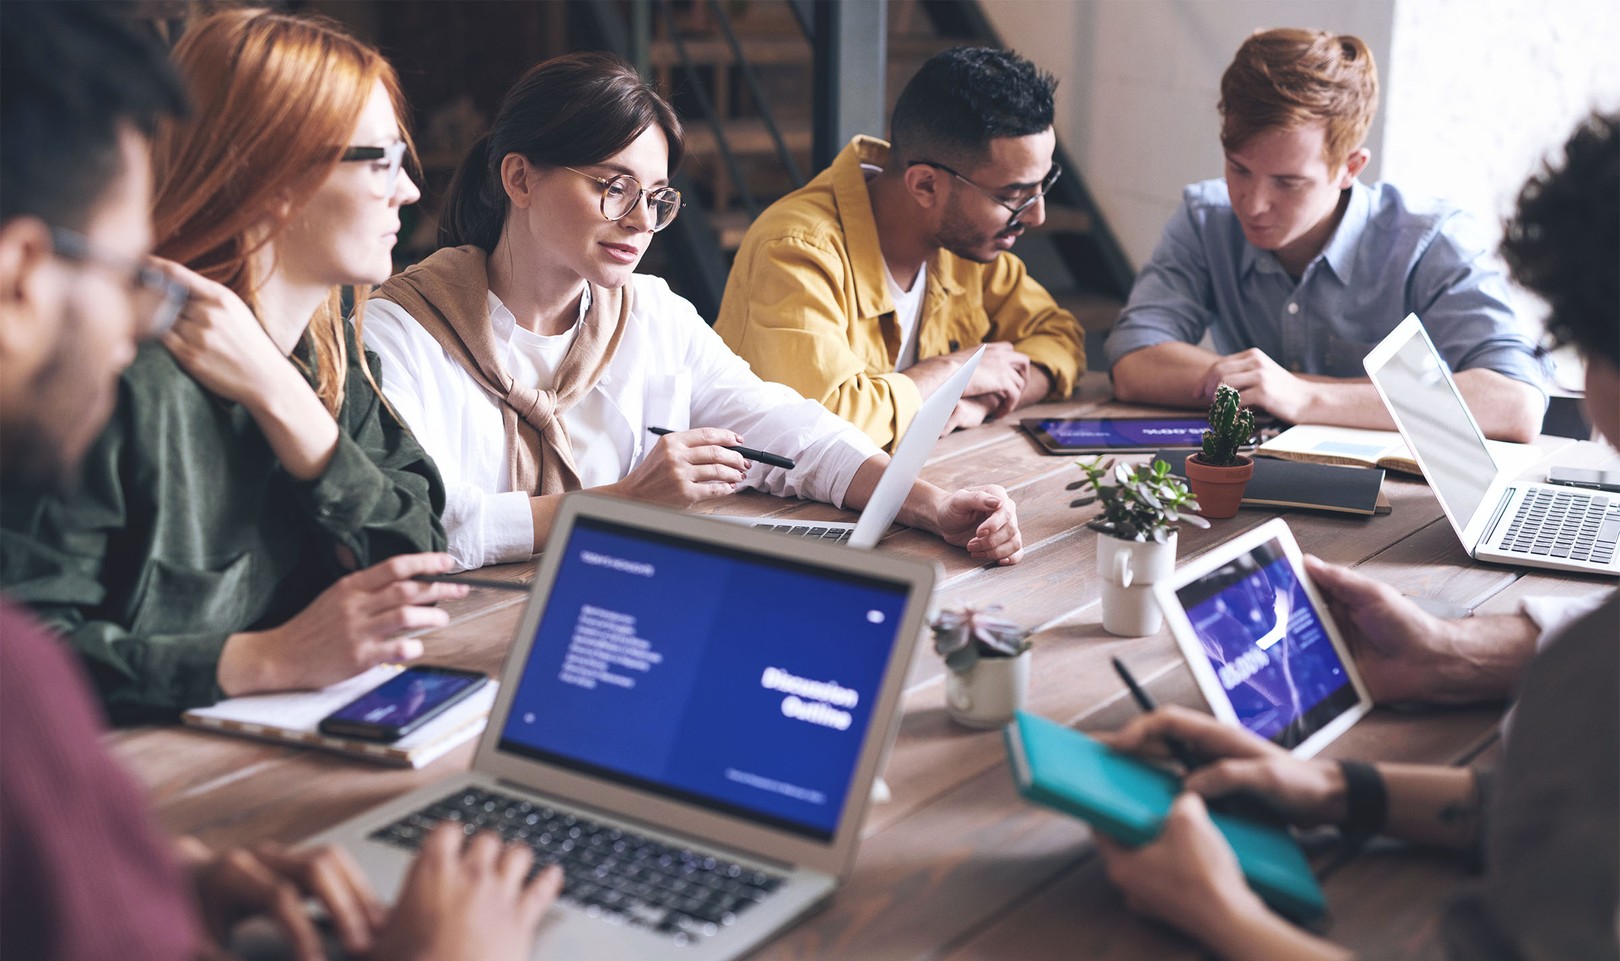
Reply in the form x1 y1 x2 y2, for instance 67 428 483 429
306 492 936 960
716 345 985 547
1364 314 1619 575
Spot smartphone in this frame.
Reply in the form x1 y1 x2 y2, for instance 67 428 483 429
318 666 489 742
1545 466 1620 493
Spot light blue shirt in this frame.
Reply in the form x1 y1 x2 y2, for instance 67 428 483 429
1105 179 1549 391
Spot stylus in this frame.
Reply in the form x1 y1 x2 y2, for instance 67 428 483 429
647 427 796 471
1110 657 1292 825
414 574 531 592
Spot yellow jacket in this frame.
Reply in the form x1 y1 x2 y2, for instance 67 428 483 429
715 136 1084 451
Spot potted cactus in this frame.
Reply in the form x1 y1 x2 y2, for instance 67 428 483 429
1070 456 1209 636
931 604 1033 729
1183 384 1257 519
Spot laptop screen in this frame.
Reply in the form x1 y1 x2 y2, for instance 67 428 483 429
1173 536 1359 749
497 516 911 842
1372 326 1496 525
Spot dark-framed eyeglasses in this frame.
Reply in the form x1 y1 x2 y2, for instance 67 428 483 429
340 141 408 197
48 226 188 339
563 167 683 232
907 160 1062 224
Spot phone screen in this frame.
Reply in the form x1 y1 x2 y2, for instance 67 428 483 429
322 668 486 740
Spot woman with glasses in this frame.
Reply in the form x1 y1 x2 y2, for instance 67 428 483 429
366 53 1024 570
0 9 473 721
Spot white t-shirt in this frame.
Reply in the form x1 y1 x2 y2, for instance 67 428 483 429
886 261 926 372
365 274 880 570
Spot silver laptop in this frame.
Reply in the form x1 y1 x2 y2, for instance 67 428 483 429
726 345 985 547
1364 314 1620 575
307 492 936 960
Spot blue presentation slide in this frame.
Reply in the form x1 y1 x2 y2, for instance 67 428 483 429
1182 549 1351 742
499 519 908 840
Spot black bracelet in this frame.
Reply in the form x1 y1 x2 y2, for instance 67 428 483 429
1338 760 1388 838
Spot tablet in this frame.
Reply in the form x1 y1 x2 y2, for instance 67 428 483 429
1020 417 1211 454
1152 518 1371 758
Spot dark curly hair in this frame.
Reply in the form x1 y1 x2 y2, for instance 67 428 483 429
888 46 1056 168
1501 112 1619 368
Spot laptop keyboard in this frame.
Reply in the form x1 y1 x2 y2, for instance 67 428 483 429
371 787 785 946
1498 489 1620 565
753 522 853 543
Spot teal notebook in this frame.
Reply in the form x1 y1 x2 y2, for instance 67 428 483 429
1004 711 1326 923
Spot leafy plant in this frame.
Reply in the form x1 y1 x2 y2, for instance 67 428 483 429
1069 456 1210 543
1199 384 1256 467
932 604 1032 674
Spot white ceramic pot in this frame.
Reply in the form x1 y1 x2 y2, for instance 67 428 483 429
945 650 1030 729
1096 531 1178 637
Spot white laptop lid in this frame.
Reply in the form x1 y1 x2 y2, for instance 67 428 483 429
1153 518 1373 759
473 493 936 878
1363 313 1506 548
848 346 984 548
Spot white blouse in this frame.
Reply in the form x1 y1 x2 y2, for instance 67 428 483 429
365 273 880 570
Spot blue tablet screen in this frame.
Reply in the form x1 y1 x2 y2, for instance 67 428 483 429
1027 417 1210 451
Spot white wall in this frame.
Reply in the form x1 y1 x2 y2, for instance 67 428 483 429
982 0 1617 285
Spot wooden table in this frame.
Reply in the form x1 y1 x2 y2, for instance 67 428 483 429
110 389 1617 960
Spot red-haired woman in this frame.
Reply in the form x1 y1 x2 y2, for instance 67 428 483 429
3 9 459 719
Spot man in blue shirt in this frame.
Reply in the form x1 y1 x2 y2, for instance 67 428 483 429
1105 28 1546 441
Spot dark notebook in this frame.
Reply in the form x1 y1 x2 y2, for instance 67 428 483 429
1152 450 1389 516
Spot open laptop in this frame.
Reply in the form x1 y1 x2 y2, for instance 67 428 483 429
307 492 936 960
1365 314 1620 575
721 345 985 547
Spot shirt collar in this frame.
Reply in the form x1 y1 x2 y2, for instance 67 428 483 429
485 284 590 341
1238 180 1370 285
832 135 897 320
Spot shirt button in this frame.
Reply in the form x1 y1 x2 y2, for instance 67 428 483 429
1287 303 1300 315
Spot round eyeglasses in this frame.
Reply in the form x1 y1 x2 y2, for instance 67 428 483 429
564 167 683 232
340 141 408 197
906 160 1062 225
48 226 188 339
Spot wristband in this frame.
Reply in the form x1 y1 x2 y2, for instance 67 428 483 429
1338 760 1388 838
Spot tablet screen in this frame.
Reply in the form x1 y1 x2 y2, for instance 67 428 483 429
1173 537 1359 750
1022 417 1211 452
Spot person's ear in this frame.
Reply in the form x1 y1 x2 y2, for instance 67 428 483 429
902 162 943 210
500 153 535 210
1340 148 1372 188
0 217 61 370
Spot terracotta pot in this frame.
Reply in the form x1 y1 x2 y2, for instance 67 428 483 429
945 650 1030 729
1096 531 1178 636
1183 453 1254 519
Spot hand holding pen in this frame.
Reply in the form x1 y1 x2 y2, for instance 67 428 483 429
647 427 795 471
1110 657 1294 825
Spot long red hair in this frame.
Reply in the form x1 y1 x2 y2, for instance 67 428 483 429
152 8 413 416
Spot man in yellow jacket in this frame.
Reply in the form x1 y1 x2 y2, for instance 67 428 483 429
714 47 1085 451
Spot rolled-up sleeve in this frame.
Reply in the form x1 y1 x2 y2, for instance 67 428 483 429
980 253 1084 398
1104 201 1222 367
1409 213 1550 394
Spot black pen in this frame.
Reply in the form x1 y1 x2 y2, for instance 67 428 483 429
647 426 796 471
415 574 531 593
1110 657 1292 825
1111 657 1202 770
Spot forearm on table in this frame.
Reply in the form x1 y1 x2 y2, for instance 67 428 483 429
1429 613 1540 703
1287 377 1396 429
1205 899 1357 961
1110 342 1220 407
1451 369 1543 442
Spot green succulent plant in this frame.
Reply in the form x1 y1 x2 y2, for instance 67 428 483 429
931 604 1032 674
1200 384 1256 467
1068 456 1210 543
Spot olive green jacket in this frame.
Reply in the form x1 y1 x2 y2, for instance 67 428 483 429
0 337 446 723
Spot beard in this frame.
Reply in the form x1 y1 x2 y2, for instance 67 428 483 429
934 194 1024 264
1 299 118 496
